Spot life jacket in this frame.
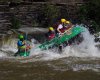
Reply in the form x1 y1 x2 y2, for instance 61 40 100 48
48 33 55 40
66 24 72 30
48 30 55 40
58 23 67 33
59 27 66 33
17 40 25 49
59 24 73 33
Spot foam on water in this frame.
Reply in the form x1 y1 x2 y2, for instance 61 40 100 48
0 27 100 61
0 38 18 58
28 27 100 61
0 27 100 72
62 27 100 57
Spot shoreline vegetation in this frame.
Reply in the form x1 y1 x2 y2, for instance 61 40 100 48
0 0 99 33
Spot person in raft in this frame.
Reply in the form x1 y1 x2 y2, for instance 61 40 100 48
47 27 55 40
57 18 73 35
14 35 31 56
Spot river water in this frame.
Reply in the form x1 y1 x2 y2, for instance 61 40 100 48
0 27 100 80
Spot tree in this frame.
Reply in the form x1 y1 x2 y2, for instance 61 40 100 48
10 16 21 29
79 0 100 32
33 4 60 27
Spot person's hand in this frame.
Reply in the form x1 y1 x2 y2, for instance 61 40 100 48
59 33 64 36
22 41 26 45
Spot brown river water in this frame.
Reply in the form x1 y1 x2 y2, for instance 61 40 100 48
0 57 100 80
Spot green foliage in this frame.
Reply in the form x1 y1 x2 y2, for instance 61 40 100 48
91 21 100 32
59 6 69 20
79 5 87 21
78 0 100 32
43 4 60 26
34 4 60 27
10 16 21 29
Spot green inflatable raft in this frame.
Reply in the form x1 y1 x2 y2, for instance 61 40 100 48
19 50 30 57
38 25 85 50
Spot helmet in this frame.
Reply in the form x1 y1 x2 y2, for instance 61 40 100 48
49 27 54 31
66 21 70 24
61 19 66 23
18 35 24 39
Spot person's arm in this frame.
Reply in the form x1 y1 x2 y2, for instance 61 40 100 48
22 41 25 46
57 24 63 35
57 28 62 34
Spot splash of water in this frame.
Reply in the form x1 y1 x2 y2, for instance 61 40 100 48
30 27 100 61
0 38 18 57
0 27 100 61
62 27 100 57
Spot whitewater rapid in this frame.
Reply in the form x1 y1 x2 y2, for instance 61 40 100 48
0 27 99 61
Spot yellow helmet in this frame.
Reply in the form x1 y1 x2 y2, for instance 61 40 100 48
49 27 54 31
66 21 70 24
61 18 66 23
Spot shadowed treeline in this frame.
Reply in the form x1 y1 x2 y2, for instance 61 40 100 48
0 0 99 33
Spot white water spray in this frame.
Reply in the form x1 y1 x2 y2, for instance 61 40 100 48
0 27 99 60
63 27 100 57
0 38 18 57
29 27 100 61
